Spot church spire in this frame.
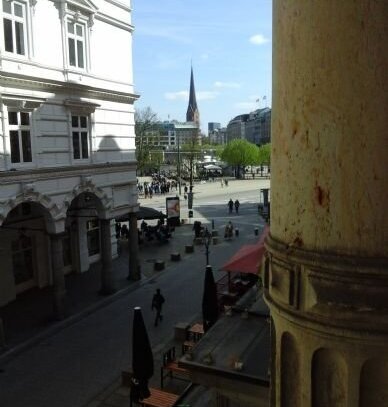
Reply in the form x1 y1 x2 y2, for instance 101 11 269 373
186 66 200 126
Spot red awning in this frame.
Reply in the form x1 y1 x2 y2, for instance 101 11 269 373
220 225 269 274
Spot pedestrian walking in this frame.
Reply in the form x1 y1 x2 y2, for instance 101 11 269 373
151 288 165 327
234 199 240 214
220 178 224 188
228 198 234 214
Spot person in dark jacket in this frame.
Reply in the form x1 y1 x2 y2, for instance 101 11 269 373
228 199 234 214
234 199 240 214
151 288 165 327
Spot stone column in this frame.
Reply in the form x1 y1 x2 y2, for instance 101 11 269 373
128 212 141 280
266 1 388 406
100 219 115 294
51 233 66 320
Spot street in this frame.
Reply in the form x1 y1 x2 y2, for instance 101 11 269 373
0 179 269 407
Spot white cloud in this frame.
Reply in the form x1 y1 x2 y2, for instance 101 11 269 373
249 34 270 45
164 91 189 101
214 81 241 89
200 53 209 60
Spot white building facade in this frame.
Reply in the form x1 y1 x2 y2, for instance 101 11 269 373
0 0 138 316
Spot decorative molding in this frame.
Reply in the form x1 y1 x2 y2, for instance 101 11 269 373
0 74 139 104
265 233 388 333
0 189 63 225
0 161 137 183
63 179 112 211
64 98 100 114
104 0 131 12
0 94 47 110
95 12 134 32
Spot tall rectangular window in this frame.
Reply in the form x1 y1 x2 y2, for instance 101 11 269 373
2 0 26 55
71 115 89 159
67 21 85 69
87 219 100 256
8 111 32 163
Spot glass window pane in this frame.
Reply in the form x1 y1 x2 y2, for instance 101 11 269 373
68 38 76 66
21 130 32 162
14 3 23 17
87 229 100 255
2 0 11 13
8 111 18 125
77 40 84 68
3 18 13 52
72 132 80 159
20 112 29 125
10 130 20 163
80 116 87 128
71 115 78 127
67 21 74 34
15 21 25 55
81 132 88 158
76 24 82 36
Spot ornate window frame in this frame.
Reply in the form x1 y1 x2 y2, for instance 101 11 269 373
56 0 97 73
0 0 35 59
1 94 46 169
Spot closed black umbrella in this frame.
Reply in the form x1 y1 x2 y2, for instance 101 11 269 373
202 265 219 332
130 307 154 403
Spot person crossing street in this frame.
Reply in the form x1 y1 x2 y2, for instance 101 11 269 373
151 288 165 327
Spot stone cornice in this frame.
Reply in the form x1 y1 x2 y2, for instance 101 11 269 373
95 11 134 32
264 233 388 334
104 0 131 12
0 73 139 104
0 161 137 183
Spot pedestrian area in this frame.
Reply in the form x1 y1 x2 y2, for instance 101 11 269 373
0 223 196 358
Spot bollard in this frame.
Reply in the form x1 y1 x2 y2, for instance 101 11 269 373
254 227 259 236
235 228 239 237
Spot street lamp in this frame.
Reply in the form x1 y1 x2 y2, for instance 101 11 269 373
176 129 182 195
203 227 212 265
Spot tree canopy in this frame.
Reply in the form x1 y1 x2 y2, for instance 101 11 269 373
221 139 259 166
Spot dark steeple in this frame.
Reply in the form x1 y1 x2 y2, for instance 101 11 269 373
186 66 200 125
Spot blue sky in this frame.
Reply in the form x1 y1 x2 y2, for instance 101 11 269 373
132 0 272 134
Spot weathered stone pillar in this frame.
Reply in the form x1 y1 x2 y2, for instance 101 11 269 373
100 219 115 294
51 233 66 320
266 1 388 406
128 212 141 280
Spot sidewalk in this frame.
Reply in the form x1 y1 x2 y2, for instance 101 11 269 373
0 222 196 362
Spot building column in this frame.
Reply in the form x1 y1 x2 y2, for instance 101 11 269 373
51 233 66 320
128 213 141 281
100 219 115 294
266 1 388 406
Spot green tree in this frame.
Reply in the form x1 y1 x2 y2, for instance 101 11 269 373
221 139 260 178
135 107 161 175
257 143 271 165
181 131 201 185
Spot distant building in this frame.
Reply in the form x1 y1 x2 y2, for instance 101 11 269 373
209 127 227 145
245 108 271 145
226 108 271 145
208 122 221 133
226 114 250 142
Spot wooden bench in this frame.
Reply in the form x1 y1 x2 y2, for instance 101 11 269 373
131 387 179 407
141 388 179 407
160 346 190 388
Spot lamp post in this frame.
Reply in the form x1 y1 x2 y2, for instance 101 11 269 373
177 129 182 196
203 227 212 265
